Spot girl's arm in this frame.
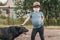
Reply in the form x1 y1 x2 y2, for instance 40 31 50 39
21 16 30 26
41 16 44 22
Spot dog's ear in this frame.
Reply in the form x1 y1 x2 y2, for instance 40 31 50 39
15 26 21 31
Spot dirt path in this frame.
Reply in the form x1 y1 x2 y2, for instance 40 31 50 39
15 29 60 40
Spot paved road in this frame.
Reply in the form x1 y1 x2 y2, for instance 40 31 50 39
15 29 60 40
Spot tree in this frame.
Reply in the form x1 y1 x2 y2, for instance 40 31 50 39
0 9 2 14
14 0 25 17
14 0 60 25
23 0 43 10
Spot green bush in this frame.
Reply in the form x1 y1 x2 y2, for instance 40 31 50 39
51 18 57 25
44 18 48 26
1 16 7 19
0 17 59 26
44 18 57 26
0 19 7 25
57 18 60 26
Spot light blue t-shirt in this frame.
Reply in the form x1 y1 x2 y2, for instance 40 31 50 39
29 11 44 28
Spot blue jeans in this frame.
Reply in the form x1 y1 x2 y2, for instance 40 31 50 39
31 25 44 40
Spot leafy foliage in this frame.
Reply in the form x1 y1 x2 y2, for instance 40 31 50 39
14 0 60 26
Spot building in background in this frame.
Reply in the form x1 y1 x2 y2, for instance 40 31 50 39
0 0 16 19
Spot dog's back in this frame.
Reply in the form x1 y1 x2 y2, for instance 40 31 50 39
0 28 9 38
0 26 28 40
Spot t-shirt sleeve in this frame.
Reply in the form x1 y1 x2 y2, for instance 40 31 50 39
29 12 32 17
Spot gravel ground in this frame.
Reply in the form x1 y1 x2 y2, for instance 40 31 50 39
15 29 60 40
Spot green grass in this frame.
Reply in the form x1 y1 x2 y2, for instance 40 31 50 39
0 24 60 30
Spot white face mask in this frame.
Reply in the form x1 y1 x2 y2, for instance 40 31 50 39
33 8 40 12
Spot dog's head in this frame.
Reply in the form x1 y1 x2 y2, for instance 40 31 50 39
19 27 28 33
14 26 29 34
9 26 29 35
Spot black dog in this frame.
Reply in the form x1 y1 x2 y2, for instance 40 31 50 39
0 26 28 40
